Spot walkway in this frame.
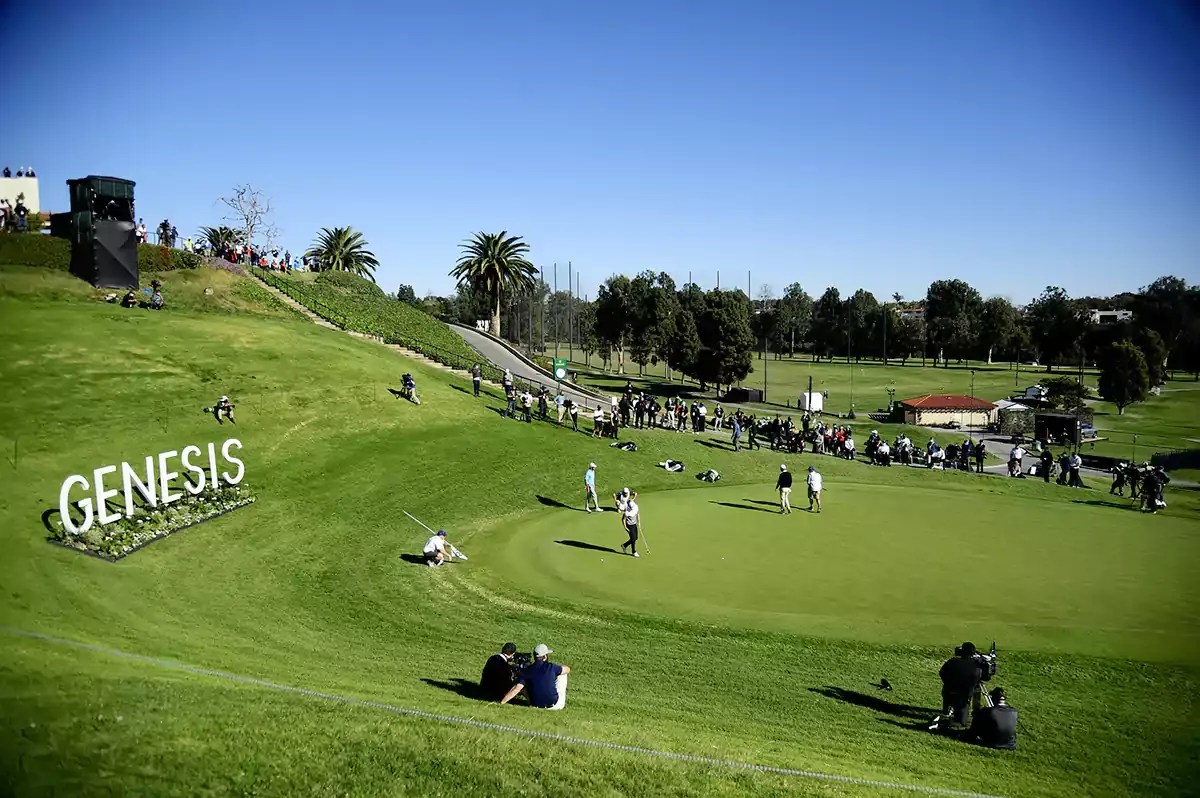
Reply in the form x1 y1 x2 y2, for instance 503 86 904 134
447 324 608 410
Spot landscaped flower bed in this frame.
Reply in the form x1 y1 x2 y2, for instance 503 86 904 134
50 484 256 561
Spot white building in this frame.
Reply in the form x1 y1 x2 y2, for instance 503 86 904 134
0 175 41 213
1088 309 1132 325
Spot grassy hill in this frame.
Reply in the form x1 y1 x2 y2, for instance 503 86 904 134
1 270 1197 797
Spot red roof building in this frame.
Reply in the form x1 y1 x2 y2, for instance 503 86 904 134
896 394 997 427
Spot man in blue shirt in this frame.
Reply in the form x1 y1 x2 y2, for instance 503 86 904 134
500 643 571 709
583 463 601 512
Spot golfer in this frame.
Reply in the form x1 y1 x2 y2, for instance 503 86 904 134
619 490 641 557
806 466 823 513
422 529 455 567
776 464 793 514
583 463 601 512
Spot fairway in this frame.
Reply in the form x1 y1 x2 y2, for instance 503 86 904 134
485 482 1199 662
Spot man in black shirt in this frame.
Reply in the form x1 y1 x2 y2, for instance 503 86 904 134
965 688 1018 749
1039 448 1054 483
481 642 519 701
775 464 794 514
939 642 987 726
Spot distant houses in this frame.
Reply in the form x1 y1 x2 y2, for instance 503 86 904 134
894 394 996 428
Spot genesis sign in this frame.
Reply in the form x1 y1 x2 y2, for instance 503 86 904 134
59 438 245 534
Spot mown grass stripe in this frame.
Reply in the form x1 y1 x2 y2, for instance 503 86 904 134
1 625 1005 798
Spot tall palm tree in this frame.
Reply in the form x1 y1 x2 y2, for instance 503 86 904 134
197 225 243 253
450 231 536 336
305 227 379 281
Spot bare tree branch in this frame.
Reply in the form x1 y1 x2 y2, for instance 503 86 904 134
220 184 278 250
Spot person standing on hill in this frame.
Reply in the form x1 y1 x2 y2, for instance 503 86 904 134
568 399 579 431
1039 448 1054 483
806 466 823 512
583 463 601 512
472 363 482 397
731 416 742 452
776 464 793 514
555 391 566 424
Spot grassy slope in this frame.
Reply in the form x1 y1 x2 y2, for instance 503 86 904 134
1 277 1197 797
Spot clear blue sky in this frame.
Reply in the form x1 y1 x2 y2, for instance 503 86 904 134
6 1 1199 303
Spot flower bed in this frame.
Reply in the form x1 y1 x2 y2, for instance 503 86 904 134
50 484 256 561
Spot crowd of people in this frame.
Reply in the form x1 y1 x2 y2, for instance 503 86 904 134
2 166 36 178
0 197 28 232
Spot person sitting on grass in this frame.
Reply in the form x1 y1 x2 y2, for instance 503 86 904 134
500 643 570 710
481 642 520 702
121 290 138 308
207 395 235 424
963 687 1018 750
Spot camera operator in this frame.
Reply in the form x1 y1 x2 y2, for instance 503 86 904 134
964 687 1019 750
500 643 571 710
481 642 521 701
939 642 990 726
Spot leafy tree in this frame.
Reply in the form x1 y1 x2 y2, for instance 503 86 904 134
773 283 813 356
924 279 982 367
693 290 754 389
810 287 842 361
977 297 1021 363
890 315 923 365
1025 286 1088 372
1098 342 1149 415
1130 276 1197 365
626 271 660 374
1132 327 1167 387
1043 377 1089 412
449 231 536 336
305 226 380 281
647 273 681 378
844 289 879 361
666 298 701 380
197 225 243 253
395 284 418 304
594 275 633 373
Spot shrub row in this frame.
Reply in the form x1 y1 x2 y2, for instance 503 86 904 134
0 232 202 272
256 268 495 374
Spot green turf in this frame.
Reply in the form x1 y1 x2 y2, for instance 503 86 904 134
1 272 1198 796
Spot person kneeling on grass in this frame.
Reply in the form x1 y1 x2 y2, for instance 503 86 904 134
206 395 235 424
422 529 457 567
500 643 570 710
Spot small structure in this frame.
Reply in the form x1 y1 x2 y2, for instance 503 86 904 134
895 394 996 428
994 399 1034 436
797 392 823 413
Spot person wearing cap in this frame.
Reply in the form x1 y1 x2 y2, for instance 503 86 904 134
481 642 520 701
500 643 571 709
583 463 601 512
211 395 235 424
806 466 823 512
422 529 455 567
618 491 640 557
939 642 988 726
775 464 793 514
964 687 1018 749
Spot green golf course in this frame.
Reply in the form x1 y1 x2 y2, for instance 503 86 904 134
1 265 1197 797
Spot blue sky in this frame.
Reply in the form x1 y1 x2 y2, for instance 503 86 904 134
6 1 1198 303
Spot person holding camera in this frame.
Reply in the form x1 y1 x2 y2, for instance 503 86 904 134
964 687 1019 749
481 642 520 701
939 641 989 726
500 643 571 709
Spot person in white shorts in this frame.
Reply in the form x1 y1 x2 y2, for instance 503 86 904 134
806 466 823 513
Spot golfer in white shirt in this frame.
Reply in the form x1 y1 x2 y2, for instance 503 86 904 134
619 494 641 557
422 529 454 567
806 466 823 513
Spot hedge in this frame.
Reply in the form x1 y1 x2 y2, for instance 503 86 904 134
0 232 202 272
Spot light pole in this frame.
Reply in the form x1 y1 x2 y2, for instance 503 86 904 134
970 369 976 399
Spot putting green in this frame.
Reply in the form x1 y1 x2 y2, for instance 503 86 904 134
481 482 1200 662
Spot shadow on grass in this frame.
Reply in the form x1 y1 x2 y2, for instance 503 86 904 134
399 553 429 566
421 677 486 701
708 501 777 514
745 499 779 508
1071 498 1138 510
808 686 937 720
555 539 616 553
537 495 583 511
695 439 732 451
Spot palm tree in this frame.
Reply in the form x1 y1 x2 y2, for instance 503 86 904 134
305 227 379 281
450 231 536 336
198 225 243 253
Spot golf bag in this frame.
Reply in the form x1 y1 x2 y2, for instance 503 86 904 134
659 460 685 472
697 469 721 482
611 441 638 452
